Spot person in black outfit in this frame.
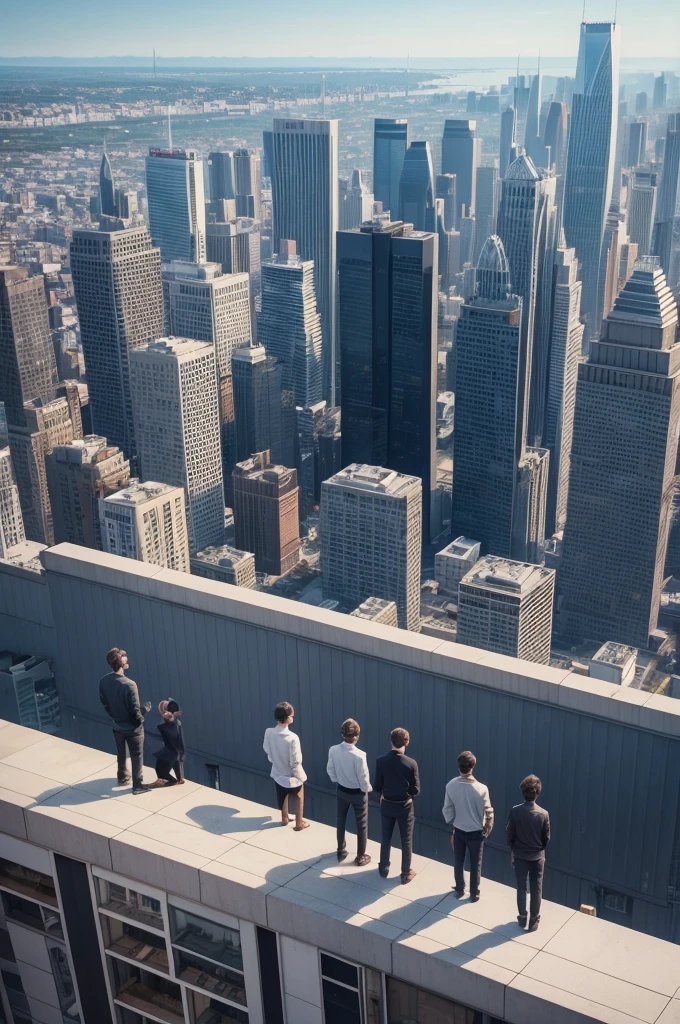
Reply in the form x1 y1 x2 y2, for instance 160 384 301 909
98 647 151 794
374 727 420 884
506 774 551 932
153 700 186 787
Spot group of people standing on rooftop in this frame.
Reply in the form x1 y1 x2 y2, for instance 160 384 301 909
96 648 550 933
263 702 551 932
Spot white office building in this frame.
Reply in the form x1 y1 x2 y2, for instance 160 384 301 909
99 480 190 571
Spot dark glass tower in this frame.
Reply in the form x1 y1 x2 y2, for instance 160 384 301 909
441 120 482 224
398 142 434 231
232 343 283 466
373 118 409 220
500 106 516 178
337 213 438 540
99 148 117 217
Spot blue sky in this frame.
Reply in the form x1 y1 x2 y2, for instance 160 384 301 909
0 0 678 58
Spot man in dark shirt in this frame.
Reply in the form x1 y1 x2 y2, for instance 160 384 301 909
506 774 551 931
374 727 420 884
98 647 151 794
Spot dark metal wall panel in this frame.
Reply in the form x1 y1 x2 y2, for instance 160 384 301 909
29 566 680 940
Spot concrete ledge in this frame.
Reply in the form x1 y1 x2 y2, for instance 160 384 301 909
110 831 209 902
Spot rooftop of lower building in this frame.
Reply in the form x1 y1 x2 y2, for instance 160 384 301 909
324 463 421 497
1 719 679 1024
461 555 554 597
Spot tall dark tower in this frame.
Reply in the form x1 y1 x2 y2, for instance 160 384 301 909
99 146 117 217
0 267 58 429
398 142 434 231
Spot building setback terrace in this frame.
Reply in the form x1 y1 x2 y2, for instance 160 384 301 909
1 721 680 1024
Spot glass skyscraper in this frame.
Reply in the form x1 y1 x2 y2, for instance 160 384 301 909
373 118 409 220
398 141 434 231
146 148 206 264
99 147 116 217
441 120 482 224
562 22 621 345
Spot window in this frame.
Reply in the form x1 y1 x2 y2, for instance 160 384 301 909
320 953 361 1024
101 915 169 974
110 960 184 1024
1 892 63 938
386 977 482 1023
0 857 57 906
95 877 164 931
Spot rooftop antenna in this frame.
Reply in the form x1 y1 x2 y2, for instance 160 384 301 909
167 105 173 150
153 47 156 79
582 0 586 23
613 0 618 23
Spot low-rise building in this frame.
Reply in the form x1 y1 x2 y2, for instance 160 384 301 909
589 641 638 686
99 480 189 572
350 596 398 627
191 545 256 589
435 535 481 597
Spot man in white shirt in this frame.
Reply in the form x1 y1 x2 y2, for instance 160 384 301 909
327 719 372 866
263 702 309 831
442 750 494 902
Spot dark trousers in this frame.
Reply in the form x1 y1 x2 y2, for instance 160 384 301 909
379 800 414 878
453 828 485 896
156 758 184 784
113 727 144 788
336 786 368 858
514 855 545 920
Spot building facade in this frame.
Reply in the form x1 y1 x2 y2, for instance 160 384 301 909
0 268 58 431
231 344 283 467
558 258 680 647
70 228 164 467
320 464 421 630
373 117 409 221
441 120 482 224
233 450 299 576
0 447 25 556
457 555 555 664
130 338 224 555
653 113 680 284
45 436 130 549
398 141 434 231
99 480 190 571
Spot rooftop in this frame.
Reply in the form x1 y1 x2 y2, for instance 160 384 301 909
0 540 46 573
325 463 421 497
439 536 481 560
103 480 180 506
138 336 214 359
350 596 397 621
1 720 678 1024
192 545 254 568
592 641 638 666
461 555 554 596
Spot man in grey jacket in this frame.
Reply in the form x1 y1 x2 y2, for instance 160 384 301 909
506 774 550 931
99 648 151 794
442 750 494 902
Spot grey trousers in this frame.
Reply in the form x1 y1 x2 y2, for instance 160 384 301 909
113 726 144 788
514 855 545 920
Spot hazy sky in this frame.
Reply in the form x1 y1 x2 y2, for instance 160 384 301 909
1 0 678 59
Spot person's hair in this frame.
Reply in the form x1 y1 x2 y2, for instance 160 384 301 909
341 718 360 741
520 775 542 801
106 647 125 671
457 750 477 774
167 699 181 715
391 727 410 748
274 701 294 723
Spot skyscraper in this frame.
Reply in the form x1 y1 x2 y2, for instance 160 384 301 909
130 338 224 555
543 101 568 215
99 146 117 218
205 219 261 301
0 447 25 556
473 166 499 262
451 235 545 561
435 173 457 232
269 119 338 402
543 246 584 536
233 450 299 575
258 240 323 407
320 464 422 631
563 21 621 345
628 171 658 255
70 228 164 466
337 213 438 540
232 148 262 221
373 118 409 219
208 151 234 201
232 343 283 465
457 556 555 664
99 480 190 572
627 119 648 168
496 155 557 447
398 141 434 231
653 74 667 110
45 435 130 549
162 261 252 486
652 113 680 282
524 71 543 164
9 397 77 544
635 91 648 114
0 268 58 430
558 258 680 648
146 148 206 263
499 106 516 178
442 120 482 223
339 170 374 230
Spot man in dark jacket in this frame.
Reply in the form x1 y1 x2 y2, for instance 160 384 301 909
506 774 551 931
99 648 151 794
374 727 420 884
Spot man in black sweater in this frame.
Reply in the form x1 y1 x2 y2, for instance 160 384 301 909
98 648 151 794
506 774 551 931
374 728 420 884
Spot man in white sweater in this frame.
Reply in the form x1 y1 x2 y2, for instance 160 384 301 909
327 718 372 866
263 702 309 830
442 750 494 901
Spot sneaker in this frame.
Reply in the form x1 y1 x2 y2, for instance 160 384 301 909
132 785 151 795
470 893 480 903
517 915 528 928
528 917 539 932
337 849 348 862
378 865 389 878
354 854 371 867
401 870 416 884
